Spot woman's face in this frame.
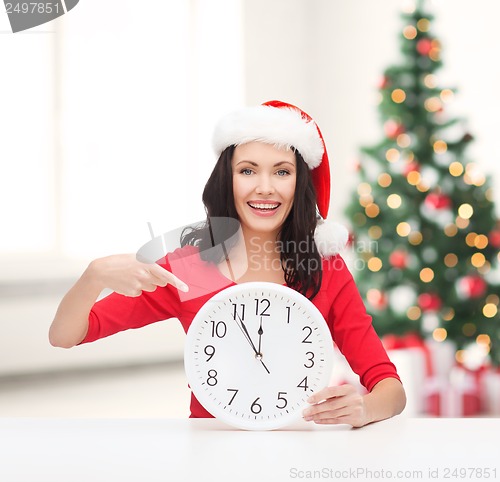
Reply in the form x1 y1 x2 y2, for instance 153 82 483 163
231 142 296 239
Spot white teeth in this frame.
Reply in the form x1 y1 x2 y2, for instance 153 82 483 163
249 203 279 210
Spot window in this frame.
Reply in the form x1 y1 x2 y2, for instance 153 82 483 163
1 0 244 272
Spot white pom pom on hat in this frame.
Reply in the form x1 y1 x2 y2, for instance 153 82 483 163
313 219 349 258
212 100 348 257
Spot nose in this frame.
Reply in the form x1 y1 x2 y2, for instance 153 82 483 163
255 174 275 195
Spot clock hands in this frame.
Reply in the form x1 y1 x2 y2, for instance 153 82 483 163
232 311 271 375
233 311 257 352
258 316 264 355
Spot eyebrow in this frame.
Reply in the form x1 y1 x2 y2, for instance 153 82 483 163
235 160 295 167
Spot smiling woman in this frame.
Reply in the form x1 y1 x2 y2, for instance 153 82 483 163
50 100 405 428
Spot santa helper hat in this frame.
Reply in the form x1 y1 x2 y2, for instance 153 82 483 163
212 100 348 258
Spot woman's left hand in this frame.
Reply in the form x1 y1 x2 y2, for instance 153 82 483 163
302 384 370 427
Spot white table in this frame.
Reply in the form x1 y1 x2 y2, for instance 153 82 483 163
0 417 498 482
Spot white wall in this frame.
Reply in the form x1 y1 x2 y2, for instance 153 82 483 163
0 0 245 375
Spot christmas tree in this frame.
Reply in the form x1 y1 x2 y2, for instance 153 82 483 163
345 0 500 366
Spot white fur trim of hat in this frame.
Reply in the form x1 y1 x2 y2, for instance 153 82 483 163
212 105 324 169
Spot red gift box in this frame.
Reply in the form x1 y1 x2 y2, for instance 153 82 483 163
382 332 434 377
480 367 500 415
424 367 480 417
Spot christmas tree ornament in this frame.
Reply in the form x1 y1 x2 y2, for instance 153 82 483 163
384 119 405 138
367 288 388 310
416 38 433 56
422 246 438 263
389 285 417 314
421 312 440 332
424 192 452 210
419 166 440 187
389 250 409 269
417 292 442 312
488 229 500 249
456 275 487 299
378 75 391 90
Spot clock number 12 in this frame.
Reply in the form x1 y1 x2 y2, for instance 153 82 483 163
255 298 271 316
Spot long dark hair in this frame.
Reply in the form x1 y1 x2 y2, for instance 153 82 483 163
181 145 323 299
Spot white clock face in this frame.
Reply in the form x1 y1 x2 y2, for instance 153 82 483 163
184 282 334 430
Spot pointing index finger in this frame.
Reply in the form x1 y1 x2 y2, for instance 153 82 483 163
148 263 189 292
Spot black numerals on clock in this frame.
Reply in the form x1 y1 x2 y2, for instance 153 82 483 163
302 326 313 343
231 303 245 321
276 391 288 409
204 344 215 362
297 376 309 391
202 298 320 417
225 391 289 411
252 392 289 412
255 298 270 316
227 388 239 405
207 369 218 386
251 398 263 414
210 320 227 338
304 351 315 368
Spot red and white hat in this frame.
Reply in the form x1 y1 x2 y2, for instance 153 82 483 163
212 100 348 257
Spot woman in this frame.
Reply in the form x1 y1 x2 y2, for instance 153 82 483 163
49 100 406 427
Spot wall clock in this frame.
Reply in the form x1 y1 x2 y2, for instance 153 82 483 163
184 282 334 430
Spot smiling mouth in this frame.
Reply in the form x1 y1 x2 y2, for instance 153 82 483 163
247 202 281 212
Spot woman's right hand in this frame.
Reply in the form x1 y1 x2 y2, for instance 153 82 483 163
89 254 189 296
49 254 189 348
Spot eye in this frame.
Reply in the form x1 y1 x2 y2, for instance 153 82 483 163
240 168 253 175
276 169 291 177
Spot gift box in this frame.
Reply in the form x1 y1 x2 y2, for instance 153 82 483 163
383 333 431 416
481 367 500 415
424 339 456 381
424 367 481 417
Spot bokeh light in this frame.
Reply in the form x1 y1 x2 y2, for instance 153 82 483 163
391 89 406 103
420 267 434 282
